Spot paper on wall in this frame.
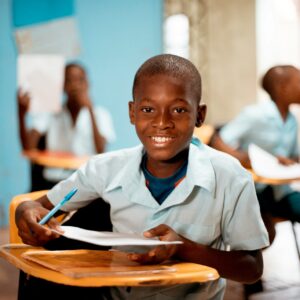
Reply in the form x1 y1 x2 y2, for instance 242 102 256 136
17 54 65 113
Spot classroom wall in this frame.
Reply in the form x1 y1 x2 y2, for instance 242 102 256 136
0 0 163 227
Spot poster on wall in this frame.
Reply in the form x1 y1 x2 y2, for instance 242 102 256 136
17 54 65 113
14 17 81 59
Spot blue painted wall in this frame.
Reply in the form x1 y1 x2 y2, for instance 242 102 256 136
0 0 163 227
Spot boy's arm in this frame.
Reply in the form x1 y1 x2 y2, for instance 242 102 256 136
15 195 62 246
176 235 263 283
17 89 42 150
210 133 251 168
128 224 263 284
75 91 107 153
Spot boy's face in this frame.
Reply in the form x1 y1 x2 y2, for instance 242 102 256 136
285 69 300 104
129 74 206 164
64 66 88 98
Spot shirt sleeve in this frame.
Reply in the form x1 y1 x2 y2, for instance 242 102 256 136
47 157 103 212
94 107 116 144
222 172 270 250
220 108 257 149
29 112 52 134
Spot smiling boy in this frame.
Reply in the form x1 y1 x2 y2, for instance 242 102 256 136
16 54 269 300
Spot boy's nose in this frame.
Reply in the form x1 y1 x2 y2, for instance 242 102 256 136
152 111 173 129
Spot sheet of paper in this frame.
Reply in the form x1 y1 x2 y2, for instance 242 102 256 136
54 226 183 247
249 144 300 179
18 54 65 113
14 17 81 59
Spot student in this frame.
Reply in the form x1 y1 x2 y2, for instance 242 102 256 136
17 63 116 190
16 54 269 300
211 65 300 244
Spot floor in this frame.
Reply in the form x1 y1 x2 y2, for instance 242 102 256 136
0 221 300 300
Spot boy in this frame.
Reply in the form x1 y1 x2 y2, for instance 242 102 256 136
18 63 116 190
16 54 269 300
211 65 300 244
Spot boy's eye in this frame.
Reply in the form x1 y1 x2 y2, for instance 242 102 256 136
141 107 154 113
174 107 187 113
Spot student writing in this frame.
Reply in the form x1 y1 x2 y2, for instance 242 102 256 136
16 54 269 300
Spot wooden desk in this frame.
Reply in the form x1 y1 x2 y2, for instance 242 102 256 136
248 169 300 185
23 150 89 170
0 244 219 287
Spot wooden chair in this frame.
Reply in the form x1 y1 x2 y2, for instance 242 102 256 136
9 190 65 244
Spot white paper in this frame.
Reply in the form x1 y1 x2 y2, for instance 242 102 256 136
55 226 183 247
18 54 65 113
14 17 81 59
249 144 300 179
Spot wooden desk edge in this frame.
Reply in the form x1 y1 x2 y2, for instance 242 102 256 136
22 150 89 170
248 169 300 185
0 244 219 287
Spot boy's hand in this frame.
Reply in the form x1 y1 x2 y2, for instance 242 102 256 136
70 89 92 109
277 156 296 166
16 201 62 247
127 224 181 264
17 89 30 115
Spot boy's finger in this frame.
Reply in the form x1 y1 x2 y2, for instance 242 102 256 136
47 218 64 233
144 224 169 237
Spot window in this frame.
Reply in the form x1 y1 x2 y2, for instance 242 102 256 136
163 14 189 58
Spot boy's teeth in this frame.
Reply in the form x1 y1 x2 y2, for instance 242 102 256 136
152 137 172 143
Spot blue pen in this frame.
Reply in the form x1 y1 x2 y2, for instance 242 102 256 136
39 188 78 225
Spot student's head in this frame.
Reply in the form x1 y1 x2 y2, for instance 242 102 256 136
129 54 206 164
64 63 89 98
262 65 300 105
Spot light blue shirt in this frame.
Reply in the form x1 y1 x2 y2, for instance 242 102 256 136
48 142 269 300
220 99 298 200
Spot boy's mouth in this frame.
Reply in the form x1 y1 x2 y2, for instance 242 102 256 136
150 136 175 144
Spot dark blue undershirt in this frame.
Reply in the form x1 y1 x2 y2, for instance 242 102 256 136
141 155 188 205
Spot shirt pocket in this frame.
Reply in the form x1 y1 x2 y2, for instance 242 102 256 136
173 221 217 245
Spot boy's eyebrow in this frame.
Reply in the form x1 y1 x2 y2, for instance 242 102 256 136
138 98 190 104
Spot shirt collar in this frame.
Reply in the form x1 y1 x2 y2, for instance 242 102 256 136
106 142 216 198
263 99 295 125
187 142 216 196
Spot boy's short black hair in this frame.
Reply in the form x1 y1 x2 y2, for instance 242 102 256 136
65 62 86 75
261 65 296 96
132 54 202 104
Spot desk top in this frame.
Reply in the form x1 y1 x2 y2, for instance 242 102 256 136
0 244 219 287
23 150 89 170
248 169 300 185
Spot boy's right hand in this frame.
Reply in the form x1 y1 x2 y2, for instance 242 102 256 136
15 200 62 247
17 89 31 115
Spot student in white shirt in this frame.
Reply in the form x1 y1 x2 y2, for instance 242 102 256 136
211 65 300 244
17 62 116 189
16 54 268 300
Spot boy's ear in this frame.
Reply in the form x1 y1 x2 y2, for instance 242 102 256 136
128 101 135 124
195 104 207 127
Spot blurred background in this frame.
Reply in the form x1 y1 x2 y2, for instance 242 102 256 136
0 0 299 228
1 1 300 299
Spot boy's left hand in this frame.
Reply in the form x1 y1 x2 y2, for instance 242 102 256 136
277 156 296 166
127 224 181 264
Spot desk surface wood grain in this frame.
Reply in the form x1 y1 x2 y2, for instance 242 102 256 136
0 244 219 287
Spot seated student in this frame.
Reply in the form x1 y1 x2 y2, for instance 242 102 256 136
16 54 269 300
17 62 116 190
210 65 300 244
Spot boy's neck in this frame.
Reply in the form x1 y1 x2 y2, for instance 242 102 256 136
275 100 289 121
145 149 189 178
